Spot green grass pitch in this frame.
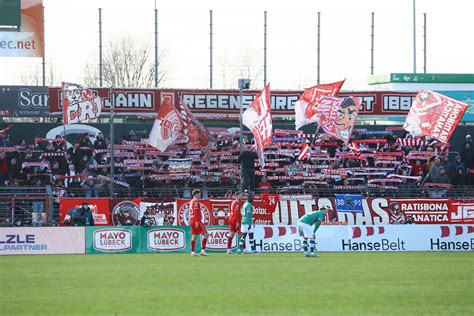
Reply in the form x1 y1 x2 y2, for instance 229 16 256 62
0 252 472 315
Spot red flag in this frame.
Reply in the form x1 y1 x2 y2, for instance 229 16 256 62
177 98 212 149
243 84 273 149
295 80 345 130
314 96 361 144
148 96 184 152
62 82 102 125
0 125 13 135
404 90 467 143
297 143 311 161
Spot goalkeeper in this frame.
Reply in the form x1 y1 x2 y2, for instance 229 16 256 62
297 205 329 257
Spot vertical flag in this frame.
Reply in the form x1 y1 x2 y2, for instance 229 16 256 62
243 84 272 167
62 82 102 124
404 90 467 143
294 80 345 130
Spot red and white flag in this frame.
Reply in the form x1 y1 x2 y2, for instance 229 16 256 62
294 79 345 130
314 96 361 144
177 98 212 149
404 90 467 143
148 96 212 152
62 82 102 125
243 84 272 167
297 143 311 161
148 96 184 152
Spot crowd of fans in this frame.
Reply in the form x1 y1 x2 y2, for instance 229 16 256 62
0 127 473 200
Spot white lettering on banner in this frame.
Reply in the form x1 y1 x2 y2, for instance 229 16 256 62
94 229 132 252
18 89 49 109
383 95 415 111
451 205 474 223
148 229 185 251
104 92 153 108
181 94 299 111
401 203 448 211
432 102 463 141
412 214 449 222
354 96 375 111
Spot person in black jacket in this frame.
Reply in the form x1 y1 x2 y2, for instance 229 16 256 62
238 145 258 192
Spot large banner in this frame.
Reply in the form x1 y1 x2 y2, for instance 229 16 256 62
0 0 44 57
0 227 85 255
60 196 474 227
251 224 474 252
0 86 49 117
48 88 418 117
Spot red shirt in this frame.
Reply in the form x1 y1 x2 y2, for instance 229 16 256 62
229 200 241 222
189 198 201 223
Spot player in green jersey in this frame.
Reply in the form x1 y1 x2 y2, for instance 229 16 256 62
297 205 329 257
238 192 258 254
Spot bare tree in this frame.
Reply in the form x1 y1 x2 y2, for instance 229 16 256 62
218 50 262 89
20 63 59 86
83 36 168 88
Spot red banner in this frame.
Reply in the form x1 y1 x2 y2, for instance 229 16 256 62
48 87 418 117
450 201 474 224
390 199 450 224
59 198 111 226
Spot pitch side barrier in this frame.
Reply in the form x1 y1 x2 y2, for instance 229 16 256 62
0 225 472 255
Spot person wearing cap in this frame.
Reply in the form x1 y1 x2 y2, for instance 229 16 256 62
297 205 329 257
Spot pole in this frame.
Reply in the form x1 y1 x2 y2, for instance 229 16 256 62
264 11 267 86
423 13 426 73
370 12 374 75
154 8 159 87
317 12 321 84
239 87 244 193
209 10 213 89
99 8 103 87
109 87 115 196
42 5 46 86
413 0 416 73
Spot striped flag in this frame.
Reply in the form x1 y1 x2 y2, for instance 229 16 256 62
297 143 311 161
243 84 273 167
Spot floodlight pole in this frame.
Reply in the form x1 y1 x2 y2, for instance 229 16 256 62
109 87 115 197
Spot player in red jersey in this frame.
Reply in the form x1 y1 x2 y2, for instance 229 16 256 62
189 189 209 257
226 192 243 254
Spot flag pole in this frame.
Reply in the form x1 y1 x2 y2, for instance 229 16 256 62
109 87 115 197
61 84 67 147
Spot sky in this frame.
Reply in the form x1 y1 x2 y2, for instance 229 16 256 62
0 0 473 91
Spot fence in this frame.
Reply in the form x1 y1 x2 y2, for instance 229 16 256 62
5 4 472 91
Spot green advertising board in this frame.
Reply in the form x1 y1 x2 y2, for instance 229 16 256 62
86 226 237 254
85 226 140 254
368 73 474 85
